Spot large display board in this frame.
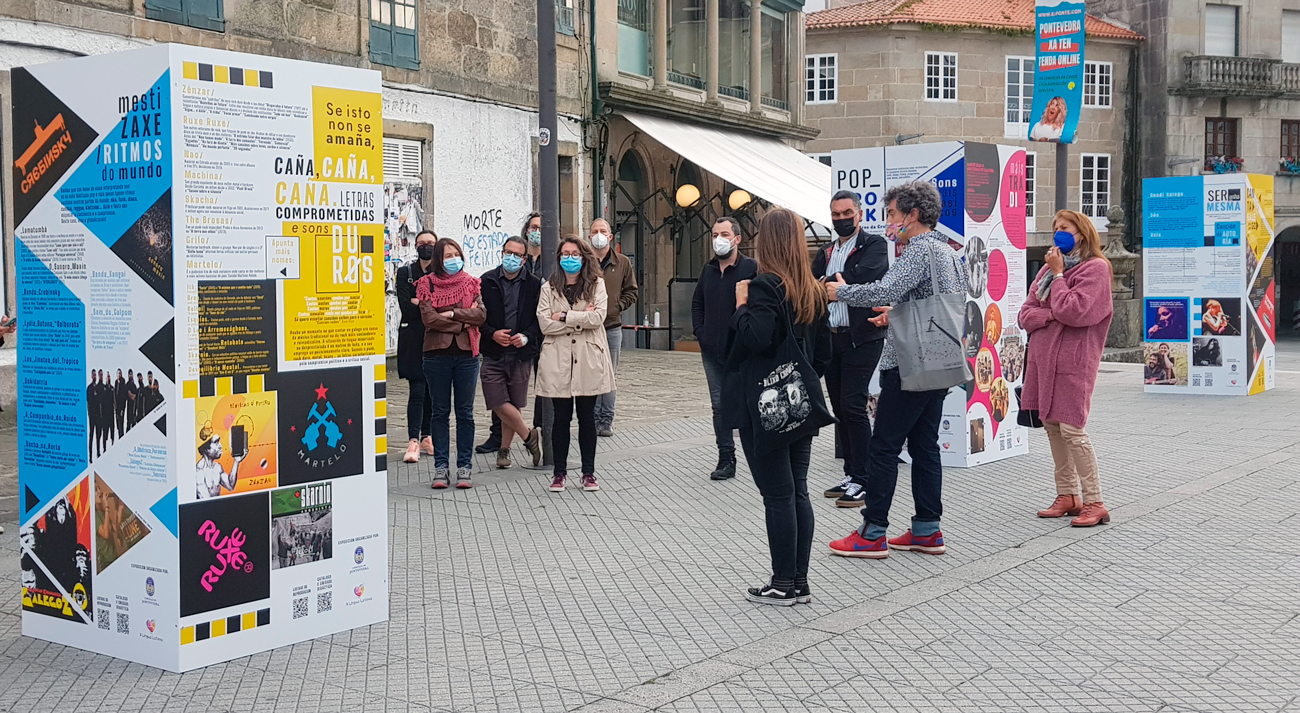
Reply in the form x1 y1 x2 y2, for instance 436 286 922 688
1142 174 1276 395
831 142 1029 468
12 45 389 672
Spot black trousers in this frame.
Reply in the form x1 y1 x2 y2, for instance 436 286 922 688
739 427 814 581
550 395 597 476
824 333 884 484
860 368 946 533
406 376 434 440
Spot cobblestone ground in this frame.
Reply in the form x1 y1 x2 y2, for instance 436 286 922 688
2 344 1300 712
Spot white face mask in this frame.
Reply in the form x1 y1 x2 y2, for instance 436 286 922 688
712 236 735 257
590 233 610 250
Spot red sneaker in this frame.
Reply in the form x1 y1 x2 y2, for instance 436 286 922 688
888 530 946 555
828 531 888 558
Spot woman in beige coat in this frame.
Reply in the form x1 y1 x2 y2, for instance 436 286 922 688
535 236 616 493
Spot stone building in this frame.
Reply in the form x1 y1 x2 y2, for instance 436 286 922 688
1085 0 1300 334
802 0 1142 259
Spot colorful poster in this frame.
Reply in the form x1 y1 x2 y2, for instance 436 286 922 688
1142 175 1275 395
830 143 1029 468
1029 0 1085 144
13 45 388 672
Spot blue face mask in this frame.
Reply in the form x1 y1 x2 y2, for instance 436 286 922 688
443 257 464 275
1053 230 1076 253
528 230 542 246
560 255 583 275
501 253 524 273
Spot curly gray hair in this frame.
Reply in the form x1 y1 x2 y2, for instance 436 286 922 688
883 181 943 229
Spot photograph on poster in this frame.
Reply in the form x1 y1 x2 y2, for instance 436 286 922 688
1248 314 1266 368
87 368 165 462
1001 336 1024 383
985 303 1003 345
964 301 983 359
1196 298 1241 336
94 473 150 573
113 190 174 304
194 393 278 499
1143 342 1187 386
970 418 986 454
975 348 995 392
21 476 93 623
1145 298 1190 341
990 378 1010 422
179 492 271 618
966 236 989 298
1030 96 1067 142
271 482 333 570
1192 337 1224 367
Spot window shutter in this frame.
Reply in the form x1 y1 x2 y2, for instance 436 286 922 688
383 138 423 179
1204 5 1238 56
393 26 419 69
145 0 187 26
370 22 396 66
184 0 226 31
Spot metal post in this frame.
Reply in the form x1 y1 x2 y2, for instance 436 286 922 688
538 0 558 467
1055 141 1069 214
749 0 763 112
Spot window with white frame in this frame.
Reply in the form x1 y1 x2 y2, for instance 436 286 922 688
383 137 423 178
1080 153 1111 229
1205 4 1239 57
925 52 958 102
1024 152 1036 222
1083 61 1113 107
805 54 837 104
1005 56 1035 138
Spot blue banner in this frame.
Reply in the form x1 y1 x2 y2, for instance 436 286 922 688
1029 0 1085 144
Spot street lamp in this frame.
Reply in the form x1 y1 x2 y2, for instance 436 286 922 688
896 133 925 145
675 183 702 208
727 189 752 211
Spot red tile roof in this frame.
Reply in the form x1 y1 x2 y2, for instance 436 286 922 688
807 0 1143 41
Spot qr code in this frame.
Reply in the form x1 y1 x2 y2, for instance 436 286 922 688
293 597 309 620
116 612 129 635
97 609 110 630
317 591 332 613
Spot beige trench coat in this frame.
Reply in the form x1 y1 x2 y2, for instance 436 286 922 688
534 277 616 398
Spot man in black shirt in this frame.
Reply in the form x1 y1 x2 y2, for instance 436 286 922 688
114 369 128 439
692 217 758 481
125 369 138 431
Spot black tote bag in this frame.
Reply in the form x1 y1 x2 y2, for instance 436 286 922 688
1015 341 1044 429
743 300 836 455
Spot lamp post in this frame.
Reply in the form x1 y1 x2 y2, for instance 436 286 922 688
538 0 559 278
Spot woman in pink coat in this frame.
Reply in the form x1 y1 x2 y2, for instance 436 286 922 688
1018 210 1114 527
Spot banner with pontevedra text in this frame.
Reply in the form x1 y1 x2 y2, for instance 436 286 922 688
1029 0 1085 144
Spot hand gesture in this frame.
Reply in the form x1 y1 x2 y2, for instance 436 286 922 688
825 273 847 302
551 312 566 322
493 329 513 347
735 280 750 307
1044 247 1065 275
510 333 527 348
868 305 891 327
585 303 597 312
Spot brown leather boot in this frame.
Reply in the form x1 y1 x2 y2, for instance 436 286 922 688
1071 502 1110 527
1037 494 1082 518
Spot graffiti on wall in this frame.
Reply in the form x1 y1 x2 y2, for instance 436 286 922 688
462 208 509 276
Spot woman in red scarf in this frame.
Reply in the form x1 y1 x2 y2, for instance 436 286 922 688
418 238 486 489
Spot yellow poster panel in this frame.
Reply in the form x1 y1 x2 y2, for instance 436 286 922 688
280 222 385 361
194 392 278 497
1250 360 1268 395
312 87 382 186
1247 174 1275 260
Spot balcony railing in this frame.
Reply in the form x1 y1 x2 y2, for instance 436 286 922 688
761 96 788 111
718 85 748 101
667 70 705 90
1174 55 1300 98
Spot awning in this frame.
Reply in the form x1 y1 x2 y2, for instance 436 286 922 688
623 112 833 228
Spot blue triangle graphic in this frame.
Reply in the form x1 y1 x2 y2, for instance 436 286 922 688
149 487 178 538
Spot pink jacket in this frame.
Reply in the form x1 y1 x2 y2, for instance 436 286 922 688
1018 258 1113 429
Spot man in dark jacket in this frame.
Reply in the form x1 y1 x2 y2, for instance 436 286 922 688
480 236 544 468
114 369 128 439
812 190 889 507
589 219 638 437
692 217 757 481
480 213 542 453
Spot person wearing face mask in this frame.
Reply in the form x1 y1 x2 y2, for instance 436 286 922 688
824 181 966 559
535 236 616 493
1018 210 1114 527
811 190 890 509
479 236 545 469
417 238 487 489
479 212 544 456
397 230 440 464
587 219 638 437
691 217 758 481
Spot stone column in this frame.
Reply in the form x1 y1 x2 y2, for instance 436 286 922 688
749 0 762 112
706 0 719 101
654 0 668 89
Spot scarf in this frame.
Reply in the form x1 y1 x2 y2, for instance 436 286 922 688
1035 254 1082 301
417 270 482 356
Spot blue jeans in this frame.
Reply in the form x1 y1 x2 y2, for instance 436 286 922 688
422 354 480 470
701 353 735 459
594 325 622 429
859 368 946 539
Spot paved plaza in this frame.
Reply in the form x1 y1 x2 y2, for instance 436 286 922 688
2 343 1300 712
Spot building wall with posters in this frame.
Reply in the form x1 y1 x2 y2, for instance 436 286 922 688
803 1 1141 257
1086 0 1300 331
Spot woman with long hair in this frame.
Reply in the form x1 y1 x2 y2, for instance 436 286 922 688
1018 209 1114 526
418 237 486 489
724 207 831 605
535 236 616 493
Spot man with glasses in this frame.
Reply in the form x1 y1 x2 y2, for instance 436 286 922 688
479 236 545 468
